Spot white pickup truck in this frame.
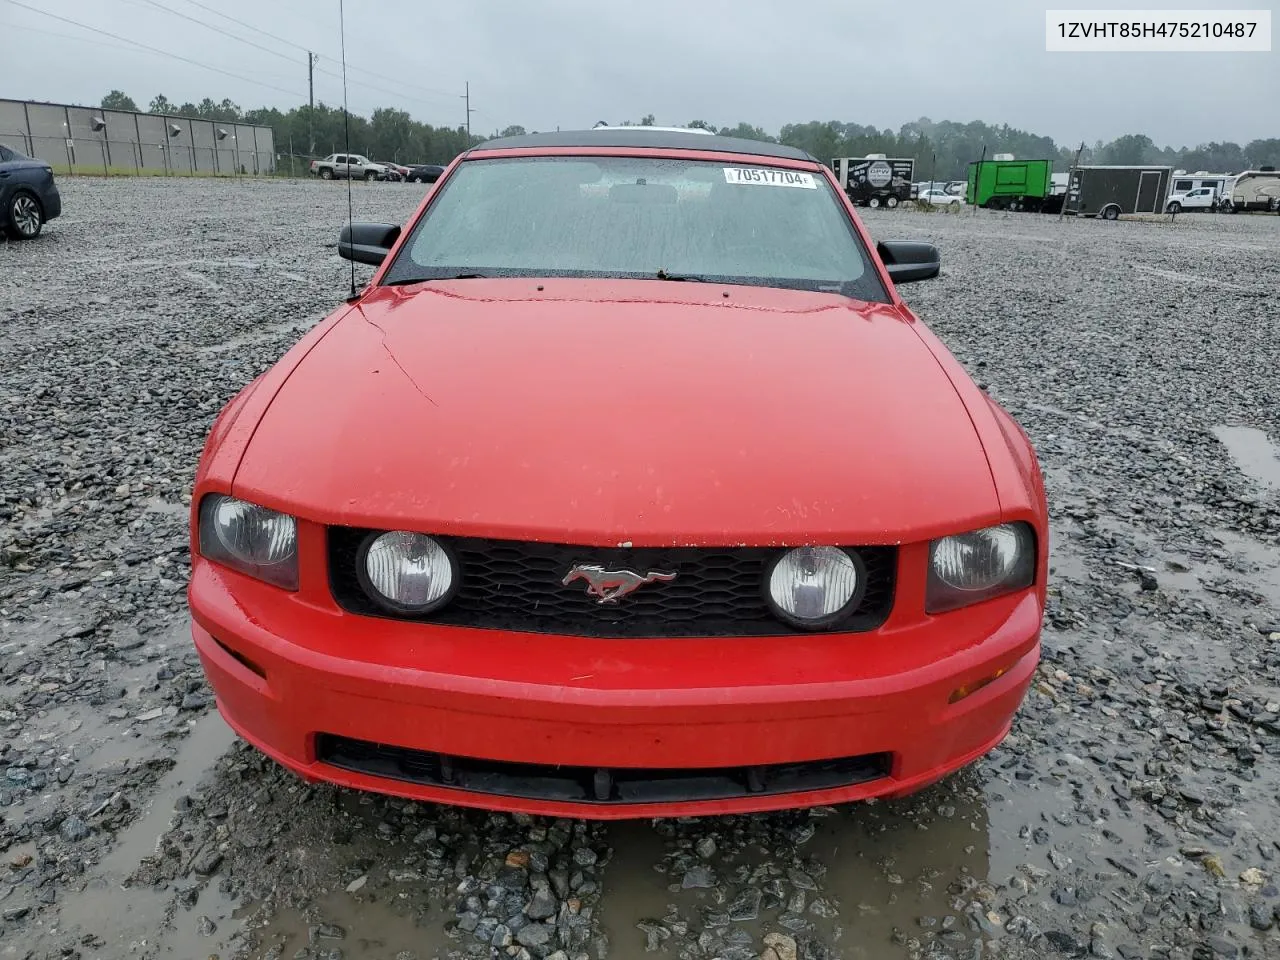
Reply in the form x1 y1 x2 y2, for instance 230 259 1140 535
1164 186 1218 213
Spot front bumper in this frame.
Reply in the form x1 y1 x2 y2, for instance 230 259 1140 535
190 559 1041 819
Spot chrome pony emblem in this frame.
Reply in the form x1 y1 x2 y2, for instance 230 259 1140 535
562 563 677 604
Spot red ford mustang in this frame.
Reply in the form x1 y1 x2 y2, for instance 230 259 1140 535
188 129 1047 819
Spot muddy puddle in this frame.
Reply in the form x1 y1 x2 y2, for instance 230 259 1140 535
594 758 1171 960
52 709 239 956
1213 425 1280 492
240 890 449 960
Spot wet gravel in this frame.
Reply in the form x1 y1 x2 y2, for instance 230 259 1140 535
2 178 1279 960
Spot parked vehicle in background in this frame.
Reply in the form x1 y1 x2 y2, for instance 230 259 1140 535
0 142 62 240
405 163 445 183
1169 170 1234 198
1165 186 1218 213
1224 168 1280 212
1063 165 1172 219
830 154 915 208
310 154 387 181
377 162 410 182
918 189 963 206
966 155 1054 211
1217 176 1239 210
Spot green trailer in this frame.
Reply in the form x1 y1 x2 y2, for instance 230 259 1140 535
966 157 1054 211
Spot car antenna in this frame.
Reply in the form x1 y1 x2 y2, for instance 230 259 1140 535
339 0 358 302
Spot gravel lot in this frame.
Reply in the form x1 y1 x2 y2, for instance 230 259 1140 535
2 177 1279 960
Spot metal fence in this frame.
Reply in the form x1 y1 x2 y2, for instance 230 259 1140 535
0 98 275 177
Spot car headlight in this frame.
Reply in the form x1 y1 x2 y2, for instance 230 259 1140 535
198 495 298 590
358 531 457 614
766 547 865 629
927 522 1035 613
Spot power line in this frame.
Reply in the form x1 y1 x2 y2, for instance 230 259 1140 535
123 0 378 115
177 0 309 53
174 0 459 102
311 65 453 113
327 64 454 105
6 16 300 93
1 0 307 99
133 0 303 68
111 0 400 110
3 20 140 54
135 0 463 114
6 0 486 125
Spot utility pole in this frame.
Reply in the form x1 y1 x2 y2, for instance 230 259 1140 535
307 51 318 156
462 81 474 144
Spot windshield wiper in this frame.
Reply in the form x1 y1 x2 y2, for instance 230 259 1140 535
382 272 488 286
654 269 708 282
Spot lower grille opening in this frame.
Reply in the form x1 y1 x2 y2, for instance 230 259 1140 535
316 734 890 804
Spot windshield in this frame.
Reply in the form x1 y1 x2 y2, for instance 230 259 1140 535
381 155 887 302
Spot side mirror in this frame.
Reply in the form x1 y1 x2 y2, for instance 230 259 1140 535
338 222 401 266
876 240 940 284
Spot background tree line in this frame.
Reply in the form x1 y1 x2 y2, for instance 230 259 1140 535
100 90 1280 177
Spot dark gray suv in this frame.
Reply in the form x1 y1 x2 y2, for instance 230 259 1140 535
0 143 62 240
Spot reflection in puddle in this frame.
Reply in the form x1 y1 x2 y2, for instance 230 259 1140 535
1213 527 1280 601
55 710 239 955
241 890 447 960
1212 425 1280 491
600 772 1019 960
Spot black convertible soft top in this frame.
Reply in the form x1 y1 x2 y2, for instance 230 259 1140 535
470 129 816 162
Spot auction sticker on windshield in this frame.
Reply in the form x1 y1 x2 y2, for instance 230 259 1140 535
723 167 817 188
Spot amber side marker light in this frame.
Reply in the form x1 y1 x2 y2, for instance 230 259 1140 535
948 665 1012 704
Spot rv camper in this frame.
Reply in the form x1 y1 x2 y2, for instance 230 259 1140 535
1063 165 1172 219
1224 168 1280 212
1169 170 1235 196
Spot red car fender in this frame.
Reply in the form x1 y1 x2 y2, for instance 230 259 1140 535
900 314 1050 594
190 304 357 535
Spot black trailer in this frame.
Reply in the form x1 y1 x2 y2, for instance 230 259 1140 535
1064 165 1172 219
830 155 914 208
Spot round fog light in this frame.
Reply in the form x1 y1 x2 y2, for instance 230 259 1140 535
767 547 864 629
360 531 455 614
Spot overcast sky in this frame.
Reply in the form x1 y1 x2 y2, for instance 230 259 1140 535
2 0 1275 148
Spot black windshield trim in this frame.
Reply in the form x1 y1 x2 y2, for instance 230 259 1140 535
379 267 880 300
471 130 815 161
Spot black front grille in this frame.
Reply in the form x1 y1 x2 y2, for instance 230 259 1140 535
328 530 895 638
317 734 890 804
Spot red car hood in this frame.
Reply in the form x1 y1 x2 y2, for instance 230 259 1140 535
232 279 999 546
